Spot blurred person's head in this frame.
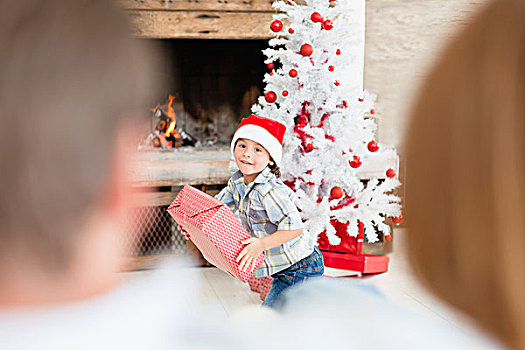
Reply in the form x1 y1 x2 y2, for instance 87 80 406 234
405 0 525 347
0 0 158 305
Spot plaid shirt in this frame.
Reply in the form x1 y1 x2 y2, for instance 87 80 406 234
215 167 314 277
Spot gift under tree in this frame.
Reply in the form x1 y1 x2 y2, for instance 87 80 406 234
251 0 402 273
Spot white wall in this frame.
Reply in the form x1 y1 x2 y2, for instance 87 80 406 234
365 0 488 152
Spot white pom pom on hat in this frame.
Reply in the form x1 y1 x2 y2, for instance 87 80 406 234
231 114 286 166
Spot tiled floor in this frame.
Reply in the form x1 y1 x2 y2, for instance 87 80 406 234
124 228 485 338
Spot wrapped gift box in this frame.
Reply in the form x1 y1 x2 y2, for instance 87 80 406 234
247 276 273 301
167 185 265 282
318 220 389 273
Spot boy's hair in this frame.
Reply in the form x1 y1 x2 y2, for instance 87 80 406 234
0 0 158 272
405 0 525 348
269 159 281 178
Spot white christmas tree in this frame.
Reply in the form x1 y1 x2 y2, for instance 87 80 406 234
251 0 402 246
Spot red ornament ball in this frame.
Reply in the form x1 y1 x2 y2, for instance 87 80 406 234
282 90 288 96
311 12 323 23
385 235 392 241
300 43 313 56
289 69 298 77
392 214 403 225
358 97 364 102
306 143 314 152
349 155 362 168
322 20 333 30
386 168 396 178
265 91 277 103
270 20 283 32
328 65 334 72
269 72 274 76
267 62 274 69
367 141 379 152
288 28 294 34
334 80 340 86
370 109 376 115
336 49 341 55
330 186 344 199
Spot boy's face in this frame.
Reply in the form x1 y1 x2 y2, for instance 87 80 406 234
234 138 271 178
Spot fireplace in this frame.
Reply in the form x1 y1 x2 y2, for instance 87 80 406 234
144 38 268 148
124 39 270 269
120 0 397 270
116 0 276 269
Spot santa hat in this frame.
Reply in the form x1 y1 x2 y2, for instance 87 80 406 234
231 114 286 167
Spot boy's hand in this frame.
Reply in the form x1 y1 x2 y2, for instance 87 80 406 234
177 225 190 240
237 237 265 272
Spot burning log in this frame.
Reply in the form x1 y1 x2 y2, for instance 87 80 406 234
148 95 181 148
144 94 198 149
176 127 197 147
156 119 167 131
152 136 162 148
165 130 182 148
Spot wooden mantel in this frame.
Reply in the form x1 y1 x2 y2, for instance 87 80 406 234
129 148 232 187
118 0 275 39
128 147 399 188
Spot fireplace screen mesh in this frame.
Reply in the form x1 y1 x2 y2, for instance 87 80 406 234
124 205 186 256
122 185 224 265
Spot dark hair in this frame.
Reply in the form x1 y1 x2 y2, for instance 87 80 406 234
269 159 281 178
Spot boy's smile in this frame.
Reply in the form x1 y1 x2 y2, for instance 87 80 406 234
234 138 271 184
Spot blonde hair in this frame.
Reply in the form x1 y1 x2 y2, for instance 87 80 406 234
0 0 158 272
405 0 525 347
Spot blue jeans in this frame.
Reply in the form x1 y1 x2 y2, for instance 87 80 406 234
262 246 324 309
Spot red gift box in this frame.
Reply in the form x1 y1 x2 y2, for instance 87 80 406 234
167 185 265 282
318 220 389 273
247 276 273 301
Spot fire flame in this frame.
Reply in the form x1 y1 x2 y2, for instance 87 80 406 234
164 95 179 138
165 121 176 136
150 94 184 148
167 95 177 122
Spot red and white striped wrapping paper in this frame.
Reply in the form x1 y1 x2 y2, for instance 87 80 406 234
167 185 265 282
